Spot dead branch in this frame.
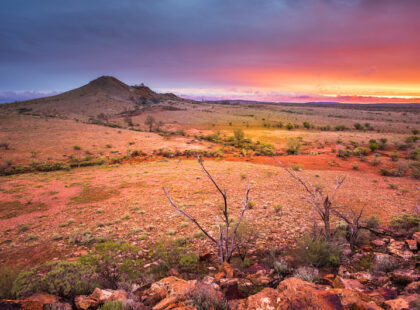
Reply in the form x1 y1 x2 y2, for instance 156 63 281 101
278 159 346 239
163 156 251 263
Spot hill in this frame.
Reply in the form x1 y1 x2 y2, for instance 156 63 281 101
0 76 188 119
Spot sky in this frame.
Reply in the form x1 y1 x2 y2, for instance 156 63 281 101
1 0 419 103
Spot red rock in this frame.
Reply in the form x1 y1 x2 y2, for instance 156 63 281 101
404 281 420 294
391 269 420 285
215 272 225 280
413 232 420 245
110 290 128 302
220 262 234 278
372 239 386 247
74 296 99 310
167 268 180 277
143 277 196 307
232 288 279 310
384 298 409 310
89 288 113 303
199 250 211 261
405 239 417 251
333 276 365 291
277 277 344 310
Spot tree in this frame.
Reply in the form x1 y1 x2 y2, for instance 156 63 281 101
145 115 155 132
164 157 250 263
280 161 346 239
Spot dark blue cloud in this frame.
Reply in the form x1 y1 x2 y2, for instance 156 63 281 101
0 0 419 99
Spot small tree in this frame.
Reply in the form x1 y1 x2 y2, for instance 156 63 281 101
164 157 250 263
145 115 155 132
280 161 345 239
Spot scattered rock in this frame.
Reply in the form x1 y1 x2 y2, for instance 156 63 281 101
232 288 279 310
388 241 413 260
413 232 420 245
372 239 386 247
276 277 344 310
384 297 410 310
405 239 417 251
74 296 99 310
220 262 234 278
333 276 365 291
403 281 420 294
391 269 420 285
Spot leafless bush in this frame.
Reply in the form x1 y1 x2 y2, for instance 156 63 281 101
280 160 345 239
164 157 250 263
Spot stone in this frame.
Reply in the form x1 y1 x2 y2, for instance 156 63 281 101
89 288 113 303
333 276 365 291
110 290 128 302
404 281 420 294
413 232 420 245
143 277 196 307
220 262 234 278
74 296 99 310
198 250 211 261
405 239 417 251
388 241 413 260
232 288 279 310
328 288 383 309
372 239 386 247
167 268 180 277
384 298 410 310
276 277 344 310
391 269 420 285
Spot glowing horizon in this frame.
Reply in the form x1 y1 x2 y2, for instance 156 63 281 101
1 0 419 104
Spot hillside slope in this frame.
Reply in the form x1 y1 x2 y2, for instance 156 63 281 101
0 76 187 119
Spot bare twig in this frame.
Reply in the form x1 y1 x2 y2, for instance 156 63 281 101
164 157 251 262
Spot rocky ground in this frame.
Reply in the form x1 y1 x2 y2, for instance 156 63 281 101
2 229 420 310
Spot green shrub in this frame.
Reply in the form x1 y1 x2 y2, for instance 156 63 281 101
378 138 388 150
0 267 20 299
179 253 199 273
411 161 420 179
286 138 301 155
368 139 378 152
273 258 289 276
337 149 351 159
99 301 125 310
12 260 98 299
303 121 311 129
285 123 293 130
390 151 399 162
73 145 82 150
354 123 363 130
389 213 420 233
334 125 347 131
294 235 341 268
79 241 143 289
353 147 368 157
406 136 420 143
409 148 420 161
412 129 419 135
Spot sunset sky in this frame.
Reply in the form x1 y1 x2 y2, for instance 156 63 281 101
1 0 419 103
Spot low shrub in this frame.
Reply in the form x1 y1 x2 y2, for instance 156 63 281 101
368 139 378 152
410 161 420 179
79 241 143 289
11 260 98 299
294 234 341 268
389 213 420 233
292 266 319 283
390 151 399 162
187 282 228 310
286 138 301 155
0 267 20 299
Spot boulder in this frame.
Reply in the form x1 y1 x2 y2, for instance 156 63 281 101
276 277 344 309
74 296 99 310
328 288 383 309
388 241 413 260
89 288 113 303
384 298 410 310
142 277 196 307
413 232 420 245
21 293 61 310
403 281 420 294
391 270 420 285
220 262 234 278
219 278 254 300
372 239 386 247
232 288 280 310
405 240 417 251
333 276 365 291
